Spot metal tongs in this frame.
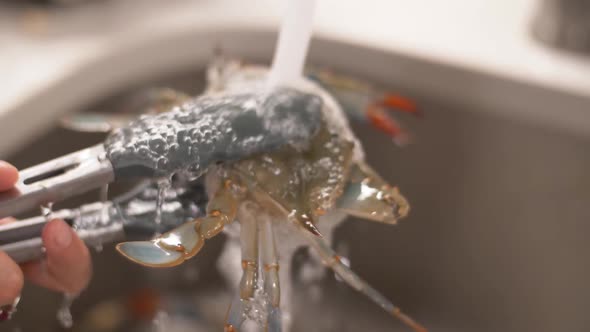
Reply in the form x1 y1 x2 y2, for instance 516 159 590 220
0 145 114 218
0 86 325 263
0 145 206 262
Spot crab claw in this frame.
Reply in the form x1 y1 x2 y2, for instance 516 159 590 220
337 164 410 224
116 220 204 267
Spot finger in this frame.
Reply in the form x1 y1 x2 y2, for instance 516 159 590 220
0 161 18 191
22 219 91 294
0 251 24 305
0 217 16 225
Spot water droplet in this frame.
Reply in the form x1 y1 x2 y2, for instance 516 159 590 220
94 243 103 253
40 203 53 220
154 178 171 235
138 146 150 156
56 293 76 329
99 184 109 202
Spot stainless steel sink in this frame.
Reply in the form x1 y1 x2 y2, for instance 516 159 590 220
3 63 590 332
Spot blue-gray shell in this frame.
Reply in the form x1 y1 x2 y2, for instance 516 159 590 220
104 88 323 178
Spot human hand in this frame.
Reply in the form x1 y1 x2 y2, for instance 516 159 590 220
0 161 92 307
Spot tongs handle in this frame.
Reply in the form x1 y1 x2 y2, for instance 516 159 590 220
0 145 114 218
0 203 125 263
0 222 124 263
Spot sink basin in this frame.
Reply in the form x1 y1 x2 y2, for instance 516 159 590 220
3 45 590 332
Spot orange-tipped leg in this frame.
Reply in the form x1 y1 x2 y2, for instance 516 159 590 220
365 92 420 145
226 203 259 331
259 216 282 331
379 93 421 117
366 104 412 146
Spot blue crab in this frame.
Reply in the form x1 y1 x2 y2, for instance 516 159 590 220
61 60 424 332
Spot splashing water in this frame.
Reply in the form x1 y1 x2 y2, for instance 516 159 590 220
241 289 270 327
56 293 76 329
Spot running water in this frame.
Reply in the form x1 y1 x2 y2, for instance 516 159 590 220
92 184 110 252
99 184 109 202
267 0 317 89
93 242 104 253
39 203 54 263
154 178 171 236
56 293 76 329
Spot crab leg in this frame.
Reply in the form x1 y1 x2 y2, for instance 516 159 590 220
117 178 241 267
225 202 259 331
259 216 281 332
239 209 258 300
296 226 427 332
61 88 190 133
366 104 409 145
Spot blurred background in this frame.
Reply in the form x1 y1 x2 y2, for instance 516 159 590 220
1 0 590 331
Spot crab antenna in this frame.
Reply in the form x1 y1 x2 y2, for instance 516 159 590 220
267 0 317 88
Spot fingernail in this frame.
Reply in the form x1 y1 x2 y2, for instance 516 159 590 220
52 220 72 249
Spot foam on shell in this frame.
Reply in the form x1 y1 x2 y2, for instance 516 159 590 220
104 88 323 178
205 63 365 162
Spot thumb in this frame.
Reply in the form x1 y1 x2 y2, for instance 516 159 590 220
0 161 18 191
22 219 92 293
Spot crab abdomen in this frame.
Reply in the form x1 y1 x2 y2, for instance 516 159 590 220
232 122 355 229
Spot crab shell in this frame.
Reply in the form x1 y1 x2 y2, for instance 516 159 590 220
205 62 366 163
115 63 420 332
